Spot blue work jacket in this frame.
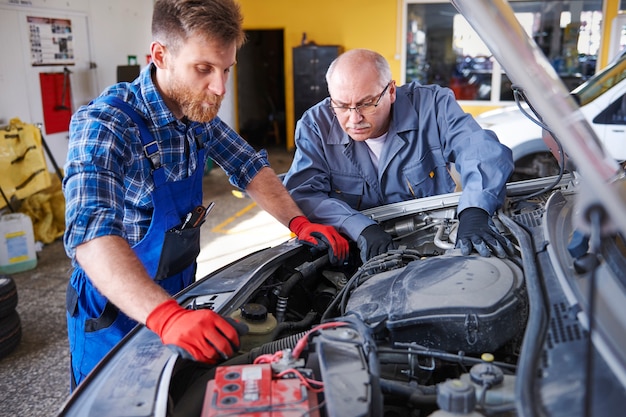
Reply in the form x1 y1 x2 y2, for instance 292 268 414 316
283 82 514 241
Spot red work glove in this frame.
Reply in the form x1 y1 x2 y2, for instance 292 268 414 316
146 299 243 363
288 216 349 264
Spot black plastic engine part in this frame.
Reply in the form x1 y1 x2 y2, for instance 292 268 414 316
306 317 383 417
346 254 525 353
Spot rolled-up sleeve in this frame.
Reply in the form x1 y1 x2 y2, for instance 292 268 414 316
63 109 133 261
206 118 270 190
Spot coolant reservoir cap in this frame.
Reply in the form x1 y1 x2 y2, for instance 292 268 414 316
240 303 268 322
437 379 476 413
469 362 504 387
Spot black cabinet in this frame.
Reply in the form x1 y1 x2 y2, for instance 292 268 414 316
292 45 342 122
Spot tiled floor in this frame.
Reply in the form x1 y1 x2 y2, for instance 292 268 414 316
0 146 294 416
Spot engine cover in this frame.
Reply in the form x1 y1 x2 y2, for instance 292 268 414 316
346 254 525 353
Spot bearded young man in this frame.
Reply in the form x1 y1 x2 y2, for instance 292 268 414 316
63 0 347 389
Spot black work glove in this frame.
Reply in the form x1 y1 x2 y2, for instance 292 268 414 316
356 224 397 263
456 208 513 258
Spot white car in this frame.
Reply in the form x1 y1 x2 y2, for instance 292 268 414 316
477 51 626 181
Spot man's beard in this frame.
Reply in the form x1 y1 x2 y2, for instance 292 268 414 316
168 80 223 123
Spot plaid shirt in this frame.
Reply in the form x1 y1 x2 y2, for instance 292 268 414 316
63 64 269 261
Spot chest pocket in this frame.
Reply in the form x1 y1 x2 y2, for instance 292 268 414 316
329 172 366 210
402 153 454 199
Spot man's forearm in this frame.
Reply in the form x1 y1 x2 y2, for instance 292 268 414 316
246 167 304 226
75 235 171 324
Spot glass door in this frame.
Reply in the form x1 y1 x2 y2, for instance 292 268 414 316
403 0 609 104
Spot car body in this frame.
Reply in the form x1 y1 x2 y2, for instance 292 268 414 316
57 1 626 416
476 50 626 181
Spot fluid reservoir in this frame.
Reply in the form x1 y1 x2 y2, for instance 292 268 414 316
428 379 484 417
460 361 516 408
230 303 278 352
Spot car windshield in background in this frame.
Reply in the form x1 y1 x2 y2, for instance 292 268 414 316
405 0 609 103
475 46 626 181
573 51 626 106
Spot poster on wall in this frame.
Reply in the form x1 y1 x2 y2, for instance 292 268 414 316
27 16 75 66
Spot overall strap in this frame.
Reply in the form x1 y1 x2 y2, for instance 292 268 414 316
95 95 166 185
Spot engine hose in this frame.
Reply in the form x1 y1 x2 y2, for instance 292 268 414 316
377 348 517 372
215 330 309 367
247 330 308 361
498 212 549 417
320 268 365 321
276 255 329 323
270 310 318 340
379 378 437 405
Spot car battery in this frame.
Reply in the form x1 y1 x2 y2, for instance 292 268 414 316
201 363 320 417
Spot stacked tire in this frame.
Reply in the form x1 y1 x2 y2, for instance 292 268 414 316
0 275 21 360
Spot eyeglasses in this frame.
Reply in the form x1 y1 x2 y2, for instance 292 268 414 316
329 82 390 116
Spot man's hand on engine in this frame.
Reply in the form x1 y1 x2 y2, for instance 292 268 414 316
456 207 513 258
146 299 247 362
289 216 349 264
356 223 397 263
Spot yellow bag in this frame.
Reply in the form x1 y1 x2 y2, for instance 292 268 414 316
0 118 52 209
19 175 65 244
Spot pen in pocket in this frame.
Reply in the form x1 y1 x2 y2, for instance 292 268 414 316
201 202 215 223
180 212 193 229
184 202 216 229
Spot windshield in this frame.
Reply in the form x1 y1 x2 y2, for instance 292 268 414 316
572 51 626 106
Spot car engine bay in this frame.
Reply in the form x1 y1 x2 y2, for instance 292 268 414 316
55 1 626 416
158 175 625 417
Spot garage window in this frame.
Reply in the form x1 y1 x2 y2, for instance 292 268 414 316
404 0 620 103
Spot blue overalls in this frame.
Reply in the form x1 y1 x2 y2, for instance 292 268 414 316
66 96 206 388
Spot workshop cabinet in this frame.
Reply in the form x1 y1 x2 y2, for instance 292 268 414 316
292 45 342 122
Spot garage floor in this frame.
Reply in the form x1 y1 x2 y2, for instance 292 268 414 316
0 146 294 416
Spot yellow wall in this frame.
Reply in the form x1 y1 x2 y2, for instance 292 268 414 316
238 0 621 147
238 0 400 149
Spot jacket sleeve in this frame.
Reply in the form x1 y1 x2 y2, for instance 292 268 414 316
283 112 375 241
433 88 513 215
